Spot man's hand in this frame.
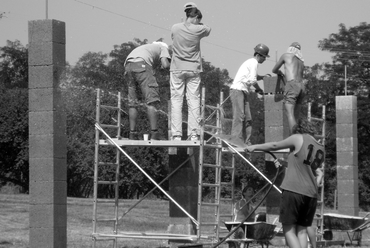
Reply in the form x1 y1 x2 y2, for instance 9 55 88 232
244 145 255 153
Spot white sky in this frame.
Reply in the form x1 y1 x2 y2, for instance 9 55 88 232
1 0 369 77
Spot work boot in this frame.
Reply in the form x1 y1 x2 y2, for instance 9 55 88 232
190 134 199 141
172 136 182 141
129 131 139 140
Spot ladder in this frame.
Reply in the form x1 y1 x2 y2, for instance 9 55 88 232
198 90 236 243
92 89 122 248
308 102 326 242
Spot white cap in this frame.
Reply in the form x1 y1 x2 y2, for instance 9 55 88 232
152 41 168 49
184 2 197 10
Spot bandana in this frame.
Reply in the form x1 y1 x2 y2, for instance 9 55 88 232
287 46 304 62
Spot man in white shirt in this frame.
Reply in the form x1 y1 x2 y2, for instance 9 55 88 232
230 44 270 145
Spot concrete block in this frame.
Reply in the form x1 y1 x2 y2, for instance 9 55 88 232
29 88 63 112
265 110 284 126
337 179 359 195
28 42 65 66
29 110 66 136
29 65 65 89
336 96 357 110
29 134 67 159
28 19 66 44
336 124 357 138
336 137 358 152
265 126 284 142
29 157 67 182
336 152 358 167
336 110 357 125
336 165 358 180
29 204 67 228
29 226 67 248
29 180 67 205
337 193 359 208
264 95 284 110
337 206 360 217
263 76 286 94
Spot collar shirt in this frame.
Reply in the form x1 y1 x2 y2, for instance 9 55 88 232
230 58 259 92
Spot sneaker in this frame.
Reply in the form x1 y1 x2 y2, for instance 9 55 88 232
190 134 199 141
173 136 182 141
150 131 164 140
129 131 139 140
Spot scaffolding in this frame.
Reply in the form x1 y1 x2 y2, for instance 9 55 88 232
92 87 237 247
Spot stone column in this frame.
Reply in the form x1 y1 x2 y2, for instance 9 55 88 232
28 19 67 248
336 96 359 215
263 76 289 222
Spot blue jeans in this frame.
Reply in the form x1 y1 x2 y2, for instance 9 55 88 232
170 71 201 137
231 89 252 144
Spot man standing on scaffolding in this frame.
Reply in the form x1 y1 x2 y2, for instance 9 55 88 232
230 44 270 146
272 42 306 134
124 41 171 140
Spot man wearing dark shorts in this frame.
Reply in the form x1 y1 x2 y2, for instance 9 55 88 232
245 118 325 248
124 41 171 140
272 42 306 134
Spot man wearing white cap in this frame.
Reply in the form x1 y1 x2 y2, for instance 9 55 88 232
272 42 306 134
169 2 211 141
124 41 171 140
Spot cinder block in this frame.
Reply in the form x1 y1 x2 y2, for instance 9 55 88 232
29 180 67 205
336 110 357 125
336 165 358 180
29 88 63 112
337 165 358 181
336 137 358 152
265 110 284 126
265 126 284 142
28 19 66 44
28 42 65 66
264 95 284 110
336 96 357 110
336 152 358 167
29 226 67 248
29 157 67 182
29 65 65 89
29 134 67 159
336 124 357 138
29 204 67 228
337 179 359 195
29 110 66 136
337 193 359 208
337 206 360 217
263 76 285 94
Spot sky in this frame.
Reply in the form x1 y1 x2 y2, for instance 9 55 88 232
1 0 369 78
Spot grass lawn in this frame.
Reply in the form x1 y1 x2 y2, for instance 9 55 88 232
1 193 369 248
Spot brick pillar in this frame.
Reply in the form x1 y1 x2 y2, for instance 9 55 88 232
263 76 289 222
28 20 67 248
167 149 199 248
336 96 359 215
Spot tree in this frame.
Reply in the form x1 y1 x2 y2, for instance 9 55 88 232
0 40 29 192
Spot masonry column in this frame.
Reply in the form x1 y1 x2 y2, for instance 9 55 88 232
28 20 67 248
336 96 359 215
263 76 289 222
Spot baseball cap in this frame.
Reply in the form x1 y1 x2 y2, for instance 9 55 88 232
184 2 197 10
290 42 301 50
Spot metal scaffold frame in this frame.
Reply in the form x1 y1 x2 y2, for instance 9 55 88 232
91 87 237 247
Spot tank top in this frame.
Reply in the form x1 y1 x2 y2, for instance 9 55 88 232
280 134 325 198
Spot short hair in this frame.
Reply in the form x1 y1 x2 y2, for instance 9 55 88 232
185 7 202 20
292 118 316 136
